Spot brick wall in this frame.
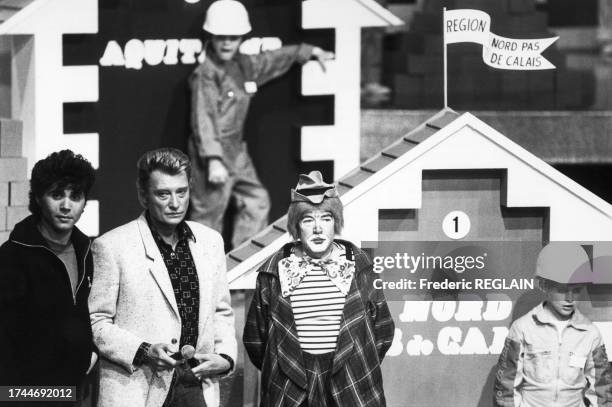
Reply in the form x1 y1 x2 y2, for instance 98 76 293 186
384 0 593 109
0 118 28 244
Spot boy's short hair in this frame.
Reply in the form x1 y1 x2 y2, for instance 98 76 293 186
28 150 96 217
136 148 191 193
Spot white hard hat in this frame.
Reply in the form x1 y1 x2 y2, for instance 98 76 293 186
203 0 251 36
535 243 592 284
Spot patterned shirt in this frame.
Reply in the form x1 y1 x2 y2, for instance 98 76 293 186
283 245 354 354
148 216 200 348
243 240 395 407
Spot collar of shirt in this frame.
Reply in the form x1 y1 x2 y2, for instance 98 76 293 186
277 245 355 297
145 211 196 250
532 302 590 331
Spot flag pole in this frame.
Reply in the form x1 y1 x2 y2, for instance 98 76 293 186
443 7 448 108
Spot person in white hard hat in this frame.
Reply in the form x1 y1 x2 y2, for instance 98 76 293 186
493 243 612 407
188 0 333 249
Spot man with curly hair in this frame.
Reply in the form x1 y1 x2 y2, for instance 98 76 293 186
0 150 97 405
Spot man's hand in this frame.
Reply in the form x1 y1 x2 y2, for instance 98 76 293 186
191 353 231 380
207 158 229 185
86 352 98 375
312 46 334 72
146 343 178 371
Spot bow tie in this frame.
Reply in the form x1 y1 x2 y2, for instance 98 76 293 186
278 253 355 297
305 256 336 268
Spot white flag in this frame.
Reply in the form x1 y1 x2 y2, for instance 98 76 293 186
444 9 558 70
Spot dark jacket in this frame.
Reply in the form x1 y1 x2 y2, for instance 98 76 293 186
0 215 95 386
243 240 395 407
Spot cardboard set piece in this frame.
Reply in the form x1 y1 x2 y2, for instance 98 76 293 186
228 109 612 407
0 0 403 237
228 109 612 281
1 1 611 406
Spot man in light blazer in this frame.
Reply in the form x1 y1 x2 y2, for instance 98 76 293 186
89 148 236 407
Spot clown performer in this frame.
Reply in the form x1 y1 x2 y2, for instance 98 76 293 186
243 171 395 406
188 0 334 248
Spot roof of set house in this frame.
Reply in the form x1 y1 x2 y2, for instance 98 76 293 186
303 0 404 28
226 106 612 288
226 108 460 283
0 0 38 33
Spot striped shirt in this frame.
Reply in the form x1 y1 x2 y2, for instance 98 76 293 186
290 264 347 354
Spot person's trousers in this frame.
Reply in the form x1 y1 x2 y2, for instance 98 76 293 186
189 140 270 249
299 351 335 407
162 370 206 407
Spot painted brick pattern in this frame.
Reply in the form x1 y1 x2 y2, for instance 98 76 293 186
384 0 591 110
0 119 22 157
0 118 27 245
0 182 8 206
9 181 28 206
0 206 6 231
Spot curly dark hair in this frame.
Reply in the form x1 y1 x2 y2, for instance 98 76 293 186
28 150 96 217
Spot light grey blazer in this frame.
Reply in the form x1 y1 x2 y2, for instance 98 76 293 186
89 213 236 407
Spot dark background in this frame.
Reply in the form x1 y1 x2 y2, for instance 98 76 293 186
63 0 334 237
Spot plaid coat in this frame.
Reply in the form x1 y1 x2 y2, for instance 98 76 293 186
243 240 395 407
